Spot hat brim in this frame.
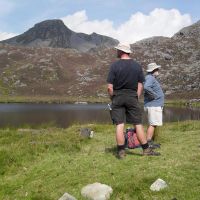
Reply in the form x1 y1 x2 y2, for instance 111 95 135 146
146 65 161 72
114 47 132 54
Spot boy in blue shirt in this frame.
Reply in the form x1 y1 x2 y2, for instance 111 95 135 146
144 63 164 146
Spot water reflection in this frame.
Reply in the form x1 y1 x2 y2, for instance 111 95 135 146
163 106 200 121
0 104 199 128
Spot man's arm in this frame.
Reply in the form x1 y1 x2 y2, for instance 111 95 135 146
137 82 143 98
107 83 113 99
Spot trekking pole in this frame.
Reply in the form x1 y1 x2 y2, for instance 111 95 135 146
107 103 114 124
107 103 112 111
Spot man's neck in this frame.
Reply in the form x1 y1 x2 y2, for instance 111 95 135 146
120 54 131 59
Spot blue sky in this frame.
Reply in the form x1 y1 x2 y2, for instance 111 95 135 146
0 0 199 42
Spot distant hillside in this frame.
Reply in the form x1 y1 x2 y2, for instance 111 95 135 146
1 19 118 52
129 20 200 97
0 43 116 98
0 20 199 100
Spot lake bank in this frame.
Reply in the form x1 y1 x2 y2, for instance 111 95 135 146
0 121 200 199
0 95 107 104
0 95 200 107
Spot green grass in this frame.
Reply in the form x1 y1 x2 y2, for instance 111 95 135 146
165 99 200 107
0 121 200 200
0 95 109 104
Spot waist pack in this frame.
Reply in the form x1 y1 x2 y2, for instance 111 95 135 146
124 128 141 149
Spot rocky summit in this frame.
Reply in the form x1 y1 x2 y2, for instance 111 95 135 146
0 20 199 100
130 20 200 97
1 19 118 52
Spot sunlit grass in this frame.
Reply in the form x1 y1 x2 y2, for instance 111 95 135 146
0 121 200 199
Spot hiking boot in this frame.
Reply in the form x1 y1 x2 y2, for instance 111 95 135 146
148 140 161 149
117 149 126 159
148 143 160 149
143 147 161 156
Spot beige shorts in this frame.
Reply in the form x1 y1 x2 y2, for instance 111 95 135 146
144 107 163 126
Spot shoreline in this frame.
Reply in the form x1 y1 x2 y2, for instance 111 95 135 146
0 96 199 107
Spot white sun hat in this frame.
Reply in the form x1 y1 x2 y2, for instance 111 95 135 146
146 63 161 72
114 43 132 53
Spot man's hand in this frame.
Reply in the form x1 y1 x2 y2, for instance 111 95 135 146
137 82 143 98
107 84 113 99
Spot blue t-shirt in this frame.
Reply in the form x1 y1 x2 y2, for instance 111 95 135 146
144 74 164 107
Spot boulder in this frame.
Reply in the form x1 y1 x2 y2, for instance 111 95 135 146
58 192 77 200
150 178 168 191
81 182 113 200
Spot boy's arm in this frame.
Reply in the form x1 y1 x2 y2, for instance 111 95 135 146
144 77 157 99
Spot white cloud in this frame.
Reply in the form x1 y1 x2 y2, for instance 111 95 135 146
0 32 16 41
61 8 192 43
61 10 114 35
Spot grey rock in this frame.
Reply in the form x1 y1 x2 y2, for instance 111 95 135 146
0 49 7 54
81 182 113 200
173 20 200 39
58 192 77 200
74 101 88 104
150 178 168 191
80 128 94 138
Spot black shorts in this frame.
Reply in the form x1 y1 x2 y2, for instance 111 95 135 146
111 90 142 125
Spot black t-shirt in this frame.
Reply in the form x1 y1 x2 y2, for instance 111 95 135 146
107 59 144 91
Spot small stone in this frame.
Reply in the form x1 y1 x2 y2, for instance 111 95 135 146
58 192 77 200
23 167 27 171
150 178 168 191
74 101 88 104
80 128 94 138
89 131 94 138
81 182 113 200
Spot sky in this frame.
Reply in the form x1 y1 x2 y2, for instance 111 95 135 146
0 0 200 43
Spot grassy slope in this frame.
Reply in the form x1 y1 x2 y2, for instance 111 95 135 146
0 121 200 200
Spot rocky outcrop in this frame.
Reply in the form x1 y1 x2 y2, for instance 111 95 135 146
129 20 200 96
1 19 118 52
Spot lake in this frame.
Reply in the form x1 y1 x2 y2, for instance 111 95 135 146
0 103 199 128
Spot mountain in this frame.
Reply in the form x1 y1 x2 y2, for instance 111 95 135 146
129 20 200 97
0 20 199 100
1 19 118 52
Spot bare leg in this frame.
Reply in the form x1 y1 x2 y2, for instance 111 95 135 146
116 123 125 145
147 125 156 141
135 124 160 156
135 124 147 145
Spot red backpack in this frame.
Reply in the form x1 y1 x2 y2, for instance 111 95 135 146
124 128 141 149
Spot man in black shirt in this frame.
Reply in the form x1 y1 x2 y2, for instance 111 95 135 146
107 43 160 159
